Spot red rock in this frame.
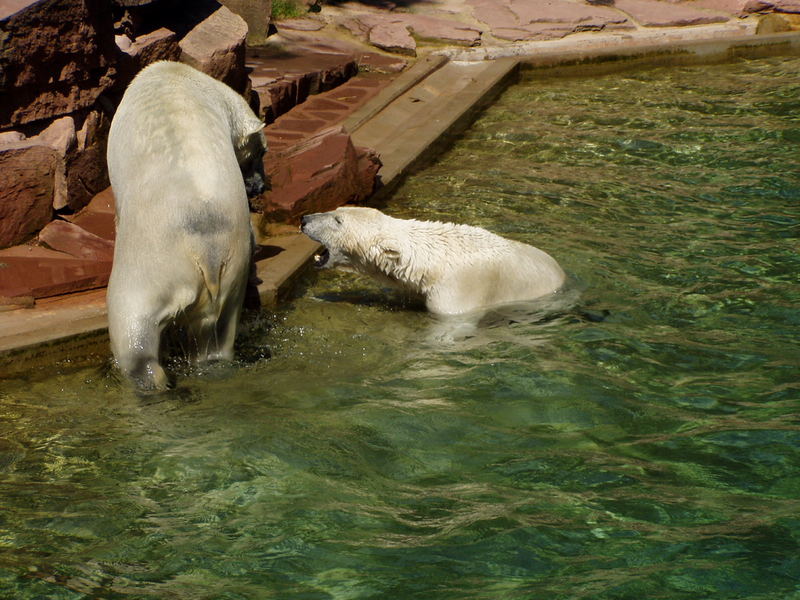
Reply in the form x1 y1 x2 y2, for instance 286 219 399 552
513 0 631 28
277 17 326 31
494 24 573 40
64 187 117 240
403 13 483 45
37 116 77 156
116 28 181 86
38 219 114 262
179 4 249 92
691 0 767 14
247 50 359 123
357 52 408 73
0 141 56 248
345 12 481 54
253 127 381 230
769 0 800 11
369 22 417 55
0 244 111 299
0 295 35 311
24 110 111 213
0 131 25 144
468 0 521 29
613 0 730 26
63 110 111 212
35 116 77 210
219 0 273 44
0 0 117 128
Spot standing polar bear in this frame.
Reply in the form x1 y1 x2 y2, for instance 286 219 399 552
301 207 566 315
106 61 267 391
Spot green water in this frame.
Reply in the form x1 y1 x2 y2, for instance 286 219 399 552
2 55 800 599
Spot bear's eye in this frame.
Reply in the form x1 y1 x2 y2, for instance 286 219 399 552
334 215 343 225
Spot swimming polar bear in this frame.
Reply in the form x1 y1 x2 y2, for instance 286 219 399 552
106 61 267 391
300 206 566 316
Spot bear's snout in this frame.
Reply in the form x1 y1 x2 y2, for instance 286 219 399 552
300 213 322 232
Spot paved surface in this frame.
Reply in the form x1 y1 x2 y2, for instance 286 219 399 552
281 0 798 57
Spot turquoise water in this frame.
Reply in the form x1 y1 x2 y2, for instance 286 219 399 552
2 55 800 599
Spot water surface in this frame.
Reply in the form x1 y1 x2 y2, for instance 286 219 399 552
1 55 799 599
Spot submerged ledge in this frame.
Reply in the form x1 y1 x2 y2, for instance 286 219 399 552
1 29 799 378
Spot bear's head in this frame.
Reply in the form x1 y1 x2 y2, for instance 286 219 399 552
236 121 268 199
300 207 405 277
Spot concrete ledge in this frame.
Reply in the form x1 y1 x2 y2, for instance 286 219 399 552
254 233 320 307
515 31 800 74
0 289 109 376
352 57 520 201
343 54 449 133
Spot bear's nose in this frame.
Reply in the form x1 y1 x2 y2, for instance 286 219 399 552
300 215 309 227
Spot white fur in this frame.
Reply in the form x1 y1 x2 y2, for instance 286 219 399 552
301 206 566 316
106 61 266 391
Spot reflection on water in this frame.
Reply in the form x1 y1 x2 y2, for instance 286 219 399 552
2 55 800 599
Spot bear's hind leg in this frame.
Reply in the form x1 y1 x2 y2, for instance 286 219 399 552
110 316 170 393
205 300 242 362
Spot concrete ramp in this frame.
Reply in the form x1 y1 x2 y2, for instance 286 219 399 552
347 56 519 197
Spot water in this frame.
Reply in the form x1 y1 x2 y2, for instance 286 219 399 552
2 55 799 599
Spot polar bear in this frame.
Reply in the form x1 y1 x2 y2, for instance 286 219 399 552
300 206 566 316
106 61 267 391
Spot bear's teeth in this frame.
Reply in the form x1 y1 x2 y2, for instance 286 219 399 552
313 248 330 268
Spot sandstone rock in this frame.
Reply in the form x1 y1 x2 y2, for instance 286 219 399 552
0 131 25 144
38 219 114 262
512 0 630 28
0 141 56 248
343 12 481 55
65 187 116 240
769 0 800 11
691 0 768 14
0 295 35 311
219 0 273 45
493 24 573 40
253 127 381 233
469 0 630 35
179 3 249 92
247 51 359 123
403 13 482 45
64 110 111 212
115 27 181 86
36 116 77 210
277 17 326 31
37 116 77 156
612 0 730 26
0 0 117 128
24 110 111 212
756 11 793 30
468 0 521 29
358 52 408 74
0 244 111 299
369 22 417 56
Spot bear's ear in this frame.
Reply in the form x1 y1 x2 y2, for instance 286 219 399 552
369 240 402 273
244 118 265 138
380 240 401 261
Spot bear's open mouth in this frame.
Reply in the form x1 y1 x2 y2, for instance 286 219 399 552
313 248 330 268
